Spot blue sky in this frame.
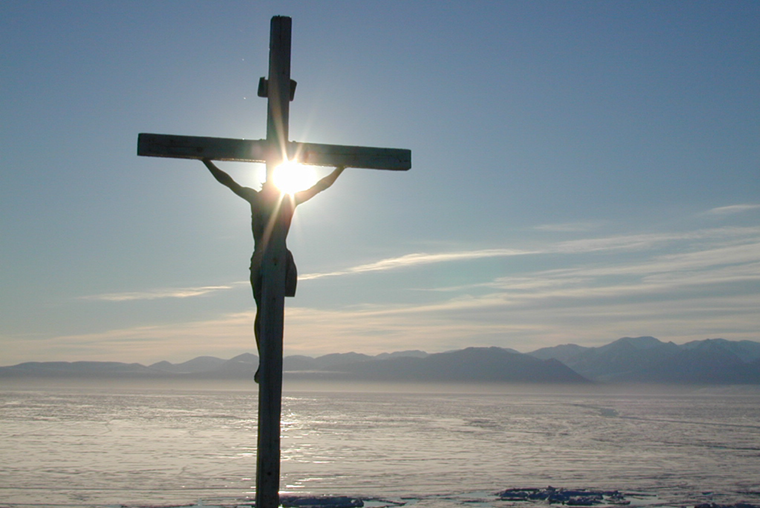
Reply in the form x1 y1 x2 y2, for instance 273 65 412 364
1 1 758 365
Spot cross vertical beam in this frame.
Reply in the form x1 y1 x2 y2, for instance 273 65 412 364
265 15 292 182
257 15 291 508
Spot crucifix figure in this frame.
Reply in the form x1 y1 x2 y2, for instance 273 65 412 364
201 158 345 382
137 16 410 508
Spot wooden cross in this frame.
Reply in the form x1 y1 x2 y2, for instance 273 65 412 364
137 16 410 508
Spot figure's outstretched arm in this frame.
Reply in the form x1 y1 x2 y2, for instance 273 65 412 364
202 158 252 200
294 166 345 205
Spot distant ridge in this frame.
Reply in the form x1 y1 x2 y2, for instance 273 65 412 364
3 337 760 385
1 361 163 379
529 336 760 384
308 347 588 383
1 348 584 383
149 356 226 374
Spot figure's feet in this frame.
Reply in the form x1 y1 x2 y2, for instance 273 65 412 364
254 368 260 384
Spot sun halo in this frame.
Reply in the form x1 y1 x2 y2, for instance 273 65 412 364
272 160 317 195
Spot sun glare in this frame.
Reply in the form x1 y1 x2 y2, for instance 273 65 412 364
272 160 317 195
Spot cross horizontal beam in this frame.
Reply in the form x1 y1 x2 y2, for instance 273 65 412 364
291 142 410 170
138 133 267 162
137 133 411 171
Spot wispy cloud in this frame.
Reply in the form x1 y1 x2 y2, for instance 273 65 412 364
534 221 604 232
26 311 256 363
302 226 760 280
81 284 239 302
704 204 760 216
298 235 675 281
300 248 535 280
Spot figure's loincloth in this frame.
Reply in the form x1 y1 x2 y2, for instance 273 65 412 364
250 249 297 300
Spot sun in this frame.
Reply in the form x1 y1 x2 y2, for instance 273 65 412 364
272 160 317 195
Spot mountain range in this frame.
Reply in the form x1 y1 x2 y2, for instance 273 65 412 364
2 337 760 385
530 336 760 384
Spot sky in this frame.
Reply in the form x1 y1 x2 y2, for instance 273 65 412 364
1 1 759 365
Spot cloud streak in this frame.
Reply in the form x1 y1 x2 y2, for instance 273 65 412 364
79 222 760 304
297 233 672 282
300 226 760 280
705 204 760 216
299 248 535 280
534 221 605 232
81 285 239 302
20 311 257 364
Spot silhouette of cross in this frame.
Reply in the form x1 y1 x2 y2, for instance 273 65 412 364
137 16 410 508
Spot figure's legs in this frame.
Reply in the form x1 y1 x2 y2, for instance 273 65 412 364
253 305 261 350
285 249 297 297
251 267 263 383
